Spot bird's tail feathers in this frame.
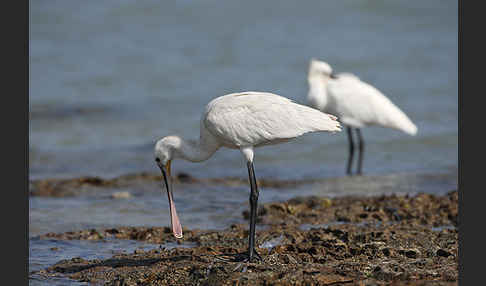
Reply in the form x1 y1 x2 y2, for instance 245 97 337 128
398 119 418 136
384 111 417 136
311 111 342 133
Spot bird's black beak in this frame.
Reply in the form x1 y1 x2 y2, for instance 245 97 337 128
330 73 338 79
158 160 183 238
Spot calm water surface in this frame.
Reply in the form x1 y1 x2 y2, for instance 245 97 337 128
29 0 457 283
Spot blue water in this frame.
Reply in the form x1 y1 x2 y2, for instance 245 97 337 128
29 0 458 283
29 0 457 180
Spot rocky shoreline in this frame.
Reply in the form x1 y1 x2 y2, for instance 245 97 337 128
29 170 457 198
29 171 324 198
31 190 458 285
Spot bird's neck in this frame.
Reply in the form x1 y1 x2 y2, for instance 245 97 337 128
307 75 329 111
173 136 220 163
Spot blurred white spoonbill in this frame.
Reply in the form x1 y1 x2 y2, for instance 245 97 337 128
154 91 341 262
307 59 417 176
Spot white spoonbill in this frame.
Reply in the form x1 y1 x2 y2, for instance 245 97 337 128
154 91 341 262
307 59 417 176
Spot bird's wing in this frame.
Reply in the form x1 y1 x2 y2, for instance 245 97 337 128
204 92 341 147
327 77 417 134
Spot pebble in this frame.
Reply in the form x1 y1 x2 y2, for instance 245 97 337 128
436 249 452 257
134 249 145 254
110 191 132 199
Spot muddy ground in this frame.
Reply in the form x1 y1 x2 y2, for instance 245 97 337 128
29 171 328 198
28 171 455 198
31 187 458 285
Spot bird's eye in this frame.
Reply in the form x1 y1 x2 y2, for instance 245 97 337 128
155 158 160 162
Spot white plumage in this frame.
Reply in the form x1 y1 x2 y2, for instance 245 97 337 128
154 91 341 262
308 60 417 134
204 91 341 149
307 59 417 175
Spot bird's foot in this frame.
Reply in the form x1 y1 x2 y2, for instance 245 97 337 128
232 249 262 272
213 248 262 264
233 248 262 263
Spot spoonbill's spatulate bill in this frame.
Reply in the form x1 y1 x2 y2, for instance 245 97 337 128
307 59 417 176
154 91 341 262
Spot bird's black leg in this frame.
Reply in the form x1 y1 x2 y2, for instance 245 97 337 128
245 161 262 262
346 127 355 176
216 161 261 266
356 128 364 175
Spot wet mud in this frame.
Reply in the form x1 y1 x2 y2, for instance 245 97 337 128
32 190 458 285
29 172 324 197
29 171 456 198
